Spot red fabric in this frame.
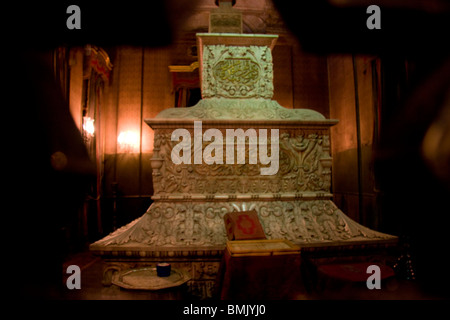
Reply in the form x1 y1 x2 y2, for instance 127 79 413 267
317 262 395 282
216 249 304 300
172 72 199 91
224 211 267 241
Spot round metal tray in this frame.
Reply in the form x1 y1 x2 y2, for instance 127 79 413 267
112 267 191 290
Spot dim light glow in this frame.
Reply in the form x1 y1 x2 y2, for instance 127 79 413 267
118 130 140 153
82 116 95 138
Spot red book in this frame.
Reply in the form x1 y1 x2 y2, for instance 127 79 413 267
224 210 267 241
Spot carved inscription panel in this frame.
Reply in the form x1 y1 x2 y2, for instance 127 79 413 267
202 45 274 99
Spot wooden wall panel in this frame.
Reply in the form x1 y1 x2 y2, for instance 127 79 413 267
102 46 174 199
142 47 174 154
272 44 293 108
328 54 380 229
68 48 84 130
292 43 329 118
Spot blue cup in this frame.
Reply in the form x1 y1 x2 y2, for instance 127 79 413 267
156 263 171 277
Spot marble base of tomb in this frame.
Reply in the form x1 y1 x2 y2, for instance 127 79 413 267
90 198 397 299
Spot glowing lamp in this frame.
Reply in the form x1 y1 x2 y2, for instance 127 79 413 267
117 130 140 153
82 116 95 139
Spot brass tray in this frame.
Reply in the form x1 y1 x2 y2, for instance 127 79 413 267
112 267 191 290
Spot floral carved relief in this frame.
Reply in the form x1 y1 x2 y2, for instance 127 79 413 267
151 128 332 196
96 200 393 248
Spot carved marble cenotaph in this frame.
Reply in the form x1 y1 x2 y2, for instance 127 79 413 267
90 33 397 298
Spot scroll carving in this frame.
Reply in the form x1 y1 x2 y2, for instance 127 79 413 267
151 128 333 196
95 200 394 248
